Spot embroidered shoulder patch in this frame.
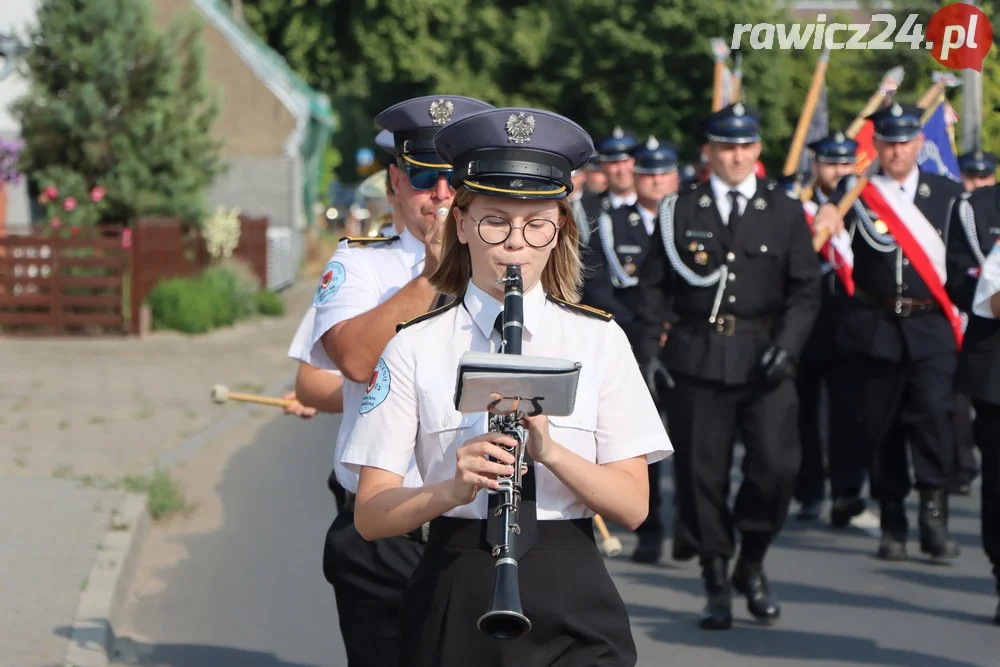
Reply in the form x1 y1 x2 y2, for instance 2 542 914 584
314 260 346 306
360 357 391 414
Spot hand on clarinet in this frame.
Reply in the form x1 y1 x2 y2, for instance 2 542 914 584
450 433 518 505
521 414 556 464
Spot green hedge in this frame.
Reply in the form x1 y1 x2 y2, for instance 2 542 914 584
146 259 284 333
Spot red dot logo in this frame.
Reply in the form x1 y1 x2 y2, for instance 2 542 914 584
927 3 993 72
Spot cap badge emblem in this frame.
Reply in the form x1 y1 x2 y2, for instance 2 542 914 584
510 179 523 188
890 103 902 117
834 131 844 143
506 112 535 144
646 136 659 150
429 99 454 125
612 126 624 139
733 103 745 117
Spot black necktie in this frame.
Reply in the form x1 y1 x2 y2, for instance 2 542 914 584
728 190 742 230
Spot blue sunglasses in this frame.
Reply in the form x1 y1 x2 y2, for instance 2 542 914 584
405 165 453 191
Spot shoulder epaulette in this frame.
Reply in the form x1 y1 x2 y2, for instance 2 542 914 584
546 294 614 321
395 297 461 332
339 235 399 248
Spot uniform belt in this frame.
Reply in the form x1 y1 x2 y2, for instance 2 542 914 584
682 314 775 337
342 491 429 543
855 288 939 317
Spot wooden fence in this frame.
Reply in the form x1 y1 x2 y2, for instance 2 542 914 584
0 216 268 335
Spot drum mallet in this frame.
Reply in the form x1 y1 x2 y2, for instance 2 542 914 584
594 515 623 557
211 384 295 409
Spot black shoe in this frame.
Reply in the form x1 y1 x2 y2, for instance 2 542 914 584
732 560 781 624
877 499 908 561
632 532 663 564
918 488 959 561
830 496 865 528
797 500 822 521
698 557 733 630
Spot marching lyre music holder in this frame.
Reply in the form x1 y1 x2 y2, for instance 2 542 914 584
453 352 583 418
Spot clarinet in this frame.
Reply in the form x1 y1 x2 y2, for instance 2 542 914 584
477 264 532 639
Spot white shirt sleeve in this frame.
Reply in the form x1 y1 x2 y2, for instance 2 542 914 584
298 248 380 370
341 333 419 478
972 241 1000 319
594 322 673 465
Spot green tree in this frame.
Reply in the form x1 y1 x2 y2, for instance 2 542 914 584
13 0 226 226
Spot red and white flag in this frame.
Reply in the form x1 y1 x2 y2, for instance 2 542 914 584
858 175 964 349
803 199 855 296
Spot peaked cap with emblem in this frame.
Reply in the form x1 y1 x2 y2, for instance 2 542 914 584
866 102 922 142
375 95 494 168
632 136 678 174
433 107 594 200
703 102 761 144
594 126 639 162
957 149 998 177
375 129 396 157
807 130 857 164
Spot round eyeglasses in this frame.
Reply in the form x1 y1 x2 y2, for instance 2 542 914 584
476 216 559 248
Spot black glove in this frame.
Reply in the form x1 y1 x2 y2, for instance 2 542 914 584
756 345 796 386
643 356 675 409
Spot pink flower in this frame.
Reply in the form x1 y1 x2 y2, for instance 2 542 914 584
50 218 62 229
90 186 106 203
43 185 58 200
121 227 133 249
63 197 77 212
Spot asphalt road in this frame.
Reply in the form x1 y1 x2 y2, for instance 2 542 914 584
111 411 998 667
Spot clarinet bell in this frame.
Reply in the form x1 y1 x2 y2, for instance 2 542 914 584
477 562 532 639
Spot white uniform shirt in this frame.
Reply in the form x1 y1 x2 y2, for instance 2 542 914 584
287 227 426 494
341 279 673 521
710 171 756 223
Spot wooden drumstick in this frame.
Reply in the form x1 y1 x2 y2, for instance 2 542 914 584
593 515 623 558
211 384 295 408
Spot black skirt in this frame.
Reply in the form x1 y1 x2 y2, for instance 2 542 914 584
399 516 638 667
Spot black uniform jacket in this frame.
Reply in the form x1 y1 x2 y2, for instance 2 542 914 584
946 184 1000 405
633 178 822 386
834 171 963 361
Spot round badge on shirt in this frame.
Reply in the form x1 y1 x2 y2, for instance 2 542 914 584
360 357 391 414
314 260 346 306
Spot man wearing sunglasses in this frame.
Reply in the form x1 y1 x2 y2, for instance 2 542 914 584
291 95 494 667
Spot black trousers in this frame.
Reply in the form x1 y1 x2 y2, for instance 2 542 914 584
400 517 637 667
667 372 801 561
843 349 957 500
794 355 861 503
953 392 981 485
322 510 424 667
973 401 1000 590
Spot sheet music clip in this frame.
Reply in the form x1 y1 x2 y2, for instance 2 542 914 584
453 351 582 416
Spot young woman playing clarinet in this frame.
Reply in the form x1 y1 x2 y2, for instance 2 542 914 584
341 107 672 667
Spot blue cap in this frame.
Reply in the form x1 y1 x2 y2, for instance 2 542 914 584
632 136 677 174
866 102 922 142
703 102 761 144
957 149 997 176
433 107 594 200
586 151 601 170
375 95 494 168
375 129 395 157
807 130 858 164
595 126 638 162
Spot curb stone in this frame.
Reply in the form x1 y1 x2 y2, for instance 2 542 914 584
62 371 296 666
62 493 149 667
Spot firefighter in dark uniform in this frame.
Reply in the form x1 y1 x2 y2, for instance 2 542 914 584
634 102 822 630
793 132 865 523
945 181 1000 624
583 135 680 564
578 127 639 236
949 150 997 496
819 103 964 562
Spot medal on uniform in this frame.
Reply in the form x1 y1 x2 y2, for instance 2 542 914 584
628 212 640 226
688 241 699 252
624 262 636 275
874 219 889 234
694 251 708 265
918 183 931 198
